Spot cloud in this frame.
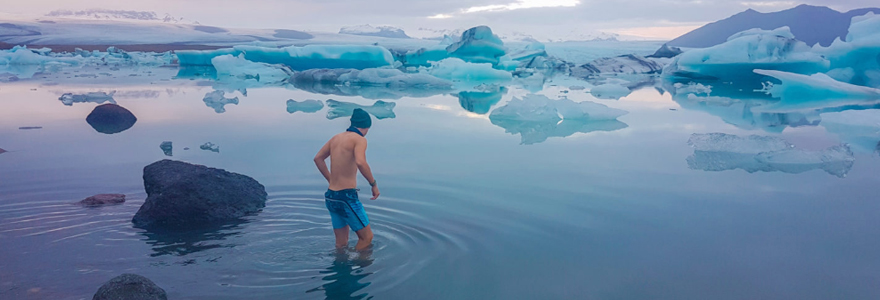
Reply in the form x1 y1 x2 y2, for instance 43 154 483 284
463 0 580 13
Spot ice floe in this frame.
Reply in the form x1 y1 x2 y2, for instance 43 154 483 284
286 99 324 114
489 94 628 144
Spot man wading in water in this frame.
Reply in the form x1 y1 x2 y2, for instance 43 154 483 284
314 108 380 251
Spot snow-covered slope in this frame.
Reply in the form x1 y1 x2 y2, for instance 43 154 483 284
339 25 410 39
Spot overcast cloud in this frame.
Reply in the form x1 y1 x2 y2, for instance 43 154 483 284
2 0 877 39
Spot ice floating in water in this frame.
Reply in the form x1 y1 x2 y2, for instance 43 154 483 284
590 83 632 100
754 69 880 112
429 58 512 86
202 90 239 113
286 99 324 114
816 12 880 88
820 109 880 153
401 46 449 67
664 27 829 80
445 26 506 66
571 55 665 78
326 100 396 120
687 133 854 178
179 45 394 71
160 141 173 157
59 91 116 106
212 54 291 84
489 94 628 144
200 142 220 153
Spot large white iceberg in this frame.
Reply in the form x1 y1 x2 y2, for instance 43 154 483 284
489 94 628 144
815 12 880 88
663 27 830 80
754 69 880 112
687 133 854 178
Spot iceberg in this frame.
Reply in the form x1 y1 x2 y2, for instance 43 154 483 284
590 83 632 100
200 142 220 153
446 26 507 65
687 133 854 177
286 99 324 114
571 54 665 78
754 69 880 112
178 45 395 71
326 100 396 120
663 27 830 81
59 91 117 106
489 94 628 144
160 141 173 157
212 54 292 84
202 90 239 113
814 12 880 88
820 109 880 153
401 46 449 67
293 67 452 88
429 58 512 86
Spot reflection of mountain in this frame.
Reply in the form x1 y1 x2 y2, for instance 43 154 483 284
306 250 374 300
687 133 855 178
489 94 628 145
138 221 246 257
456 87 506 115
327 100 396 120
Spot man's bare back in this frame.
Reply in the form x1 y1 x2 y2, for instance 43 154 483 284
314 130 379 199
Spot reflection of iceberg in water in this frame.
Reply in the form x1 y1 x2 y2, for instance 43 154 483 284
203 90 239 113
687 133 855 178
326 100 396 120
286 99 324 114
306 250 374 300
821 109 880 154
139 221 246 257
291 70 451 100
489 94 628 145
455 86 506 115
58 91 116 106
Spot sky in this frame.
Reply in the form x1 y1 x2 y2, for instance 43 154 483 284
1 0 877 40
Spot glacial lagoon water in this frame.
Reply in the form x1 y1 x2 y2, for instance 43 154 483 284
1 65 880 300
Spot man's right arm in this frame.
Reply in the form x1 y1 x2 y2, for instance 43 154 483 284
354 138 379 200
314 141 331 183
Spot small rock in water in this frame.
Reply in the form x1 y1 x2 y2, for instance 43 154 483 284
19 126 43 130
0 148 6 154
93 274 167 300
86 104 137 134
79 194 126 206
183 147 190 150
200 142 220 153
159 141 173 157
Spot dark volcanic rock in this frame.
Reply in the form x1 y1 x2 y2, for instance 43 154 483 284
79 194 125 206
132 160 267 228
86 104 137 134
646 44 683 58
93 274 167 300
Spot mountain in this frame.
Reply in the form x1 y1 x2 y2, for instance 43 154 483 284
668 5 880 48
339 25 410 39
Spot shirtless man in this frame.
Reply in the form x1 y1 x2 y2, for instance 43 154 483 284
314 108 380 251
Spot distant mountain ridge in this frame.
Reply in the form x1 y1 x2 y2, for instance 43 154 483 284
339 25 410 39
668 4 880 48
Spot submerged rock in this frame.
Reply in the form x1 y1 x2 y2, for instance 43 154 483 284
79 194 126 206
159 141 172 156
86 104 137 134
132 160 267 228
93 273 167 300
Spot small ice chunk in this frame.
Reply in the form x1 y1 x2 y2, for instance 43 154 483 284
59 91 116 106
287 99 324 114
326 100 396 120
590 84 632 100
200 142 220 153
202 90 239 113
160 141 173 156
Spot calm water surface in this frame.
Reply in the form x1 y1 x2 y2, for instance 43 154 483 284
1 65 880 300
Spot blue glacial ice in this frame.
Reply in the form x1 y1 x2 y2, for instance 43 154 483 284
489 94 628 144
590 83 632 100
326 100 396 120
456 86 507 115
445 26 506 66
212 54 292 84
202 90 239 113
59 91 117 106
663 27 829 80
286 99 324 114
687 133 854 178
200 142 220 153
293 67 452 88
429 58 512 86
754 69 880 112
815 12 880 88
179 45 394 71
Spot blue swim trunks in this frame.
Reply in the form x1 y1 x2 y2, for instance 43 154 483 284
325 189 370 232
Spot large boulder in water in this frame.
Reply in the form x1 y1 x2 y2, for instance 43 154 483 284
132 160 267 228
86 104 137 134
93 273 167 300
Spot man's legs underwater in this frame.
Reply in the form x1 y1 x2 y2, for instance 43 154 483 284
354 225 373 251
333 226 350 249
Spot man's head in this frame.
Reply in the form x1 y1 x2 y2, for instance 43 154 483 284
350 108 372 135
